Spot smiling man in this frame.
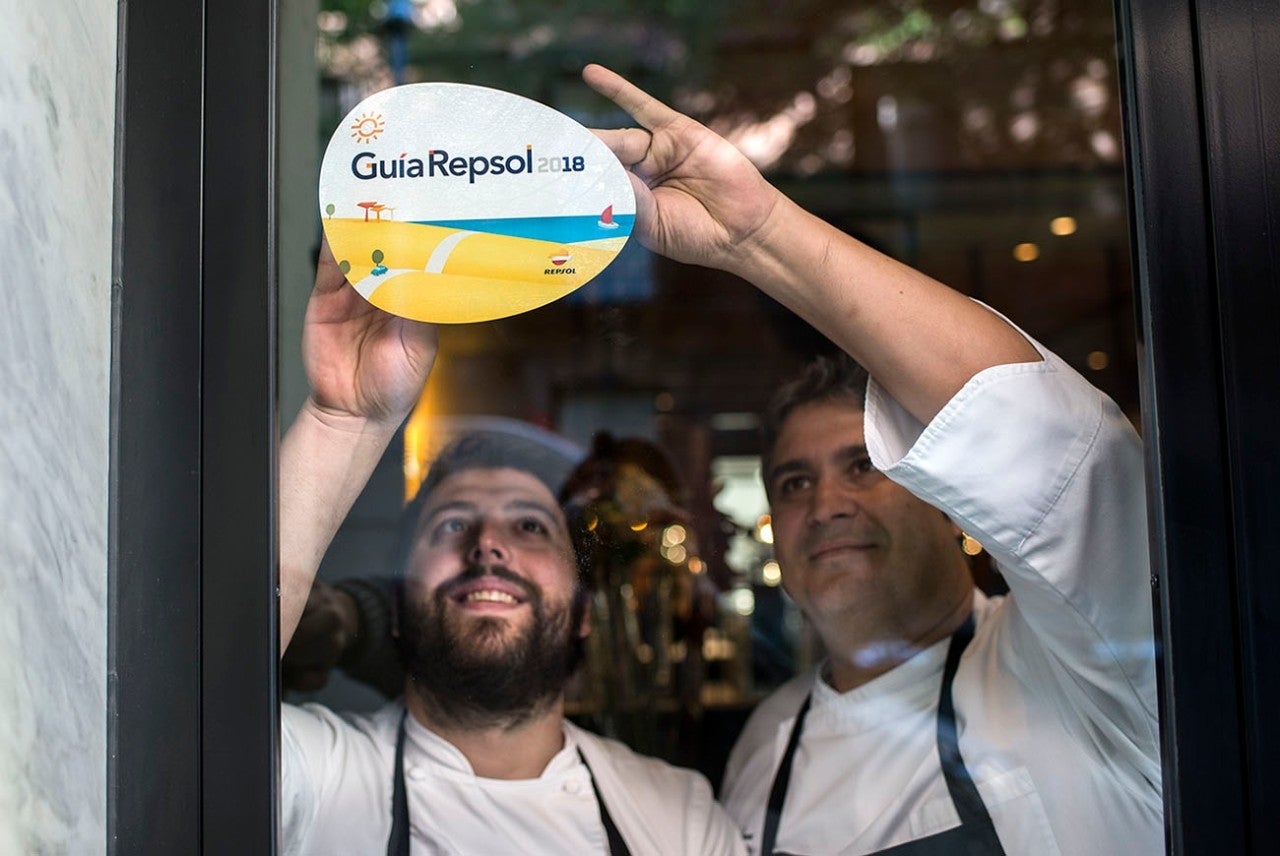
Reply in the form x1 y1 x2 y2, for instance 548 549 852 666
277 249 743 855
761 378 974 673
394 451 589 753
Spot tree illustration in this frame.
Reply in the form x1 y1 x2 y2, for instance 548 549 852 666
325 203 336 219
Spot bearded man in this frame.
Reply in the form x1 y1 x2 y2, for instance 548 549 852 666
277 249 743 856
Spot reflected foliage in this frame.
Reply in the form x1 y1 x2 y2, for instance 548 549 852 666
318 0 1122 175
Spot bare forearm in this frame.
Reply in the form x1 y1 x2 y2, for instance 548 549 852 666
278 399 402 654
731 195 1041 423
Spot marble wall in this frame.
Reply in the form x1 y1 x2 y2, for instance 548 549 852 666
0 0 116 852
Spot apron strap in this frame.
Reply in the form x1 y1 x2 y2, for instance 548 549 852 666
579 748 633 856
760 694 812 855
934 616 1003 850
388 709 410 856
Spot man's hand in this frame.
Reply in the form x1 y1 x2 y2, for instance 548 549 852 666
302 240 438 429
582 64 783 276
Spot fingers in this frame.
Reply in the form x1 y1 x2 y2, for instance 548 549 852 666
591 127 653 168
582 63 682 131
313 236 349 296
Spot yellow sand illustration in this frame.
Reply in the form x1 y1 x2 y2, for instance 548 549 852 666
324 218 624 323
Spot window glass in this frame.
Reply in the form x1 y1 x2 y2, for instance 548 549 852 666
278 2 1156 853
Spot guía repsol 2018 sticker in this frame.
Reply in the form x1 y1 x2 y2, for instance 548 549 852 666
319 83 636 324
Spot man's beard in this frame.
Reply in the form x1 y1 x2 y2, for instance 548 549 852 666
400 564 582 730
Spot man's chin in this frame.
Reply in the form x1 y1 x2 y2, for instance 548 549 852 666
450 613 528 648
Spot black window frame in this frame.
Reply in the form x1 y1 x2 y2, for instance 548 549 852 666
1117 1 1280 851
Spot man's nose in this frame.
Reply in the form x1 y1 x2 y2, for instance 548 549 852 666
467 520 511 565
808 477 857 526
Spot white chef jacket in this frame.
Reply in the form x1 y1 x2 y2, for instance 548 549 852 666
281 700 745 856
720 332 1162 855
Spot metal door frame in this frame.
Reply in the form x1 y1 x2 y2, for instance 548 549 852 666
109 0 279 851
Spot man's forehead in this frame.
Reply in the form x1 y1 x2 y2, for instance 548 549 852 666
419 467 563 516
776 397 866 452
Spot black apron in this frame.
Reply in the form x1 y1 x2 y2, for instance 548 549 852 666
760 615 1005 856
386 712 631 856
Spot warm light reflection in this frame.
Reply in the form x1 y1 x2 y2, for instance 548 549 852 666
688 557 705 575
665 544 688 565
1091 129 1120 161
703 630 734 660
413 0 460 32
826 129 855 165
713 91 817 170
877 95 899 131
629 520 648 532
731 588 756 616
960 533 984 556
317 10 348 34
816 66 853 103
1087 350 1110 371
402 358 445 501
1050 216 1077 236
662 525 687 547
654 392 675 412
756 514 774 544
762 561 782 586
1009 112 1039 143
1070 76 1109 117
1013 242 1040 262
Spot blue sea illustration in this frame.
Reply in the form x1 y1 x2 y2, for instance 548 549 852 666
415 214 636 244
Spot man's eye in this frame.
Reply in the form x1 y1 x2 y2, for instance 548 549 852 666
854 457 876 474
518 518 548 535
777 475 811 496
437 518 467 536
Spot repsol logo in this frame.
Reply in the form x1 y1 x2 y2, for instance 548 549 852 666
352 146 534 184
544 267 576 275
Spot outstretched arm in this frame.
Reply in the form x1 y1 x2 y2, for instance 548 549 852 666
583 64 1039 424
279 240 437 654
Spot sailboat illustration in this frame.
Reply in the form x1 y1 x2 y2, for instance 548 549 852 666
597 205 620 230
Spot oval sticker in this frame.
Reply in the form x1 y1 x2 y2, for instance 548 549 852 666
319 83 636 324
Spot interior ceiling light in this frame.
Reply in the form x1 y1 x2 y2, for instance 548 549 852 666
1013 242 1040 262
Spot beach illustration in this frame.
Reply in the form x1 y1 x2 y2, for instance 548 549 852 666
325 207 634 323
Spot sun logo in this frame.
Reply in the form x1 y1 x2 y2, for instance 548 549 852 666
350 112 386 143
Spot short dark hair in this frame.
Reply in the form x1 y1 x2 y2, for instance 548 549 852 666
558 431 685 507
760 354 870 495
389 431 574 580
